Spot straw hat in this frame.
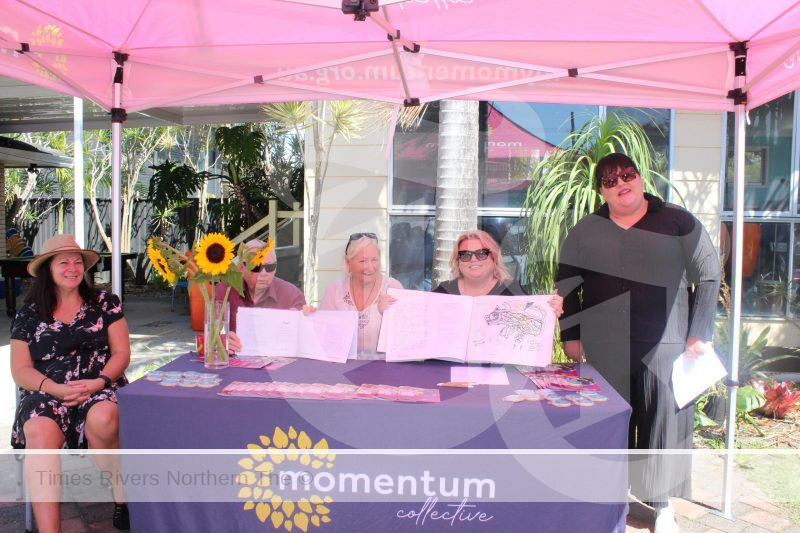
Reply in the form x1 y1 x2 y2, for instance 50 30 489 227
27 234 100 277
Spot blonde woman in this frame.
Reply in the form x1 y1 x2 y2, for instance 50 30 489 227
319 233 402 358
433 230 563 316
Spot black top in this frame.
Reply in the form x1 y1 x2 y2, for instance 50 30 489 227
433 279 529 296
11 290 126 379
555 194 720 345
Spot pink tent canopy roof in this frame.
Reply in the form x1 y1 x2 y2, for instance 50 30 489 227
2 0 800 114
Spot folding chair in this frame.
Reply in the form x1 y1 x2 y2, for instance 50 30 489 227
14 388 34 533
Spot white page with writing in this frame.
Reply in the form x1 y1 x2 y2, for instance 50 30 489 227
450 366 510 385
671 347 727 409
466 295 556 366
383 288 472 362
236 307 299 357
297 310 358 363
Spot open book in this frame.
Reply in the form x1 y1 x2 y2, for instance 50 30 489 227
380 288 556 366
235 307 358 363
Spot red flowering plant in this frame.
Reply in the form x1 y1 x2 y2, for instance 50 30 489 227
753 380 800 419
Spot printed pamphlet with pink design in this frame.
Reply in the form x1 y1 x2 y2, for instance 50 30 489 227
380 288 556 366
235 308 358 363
219 381 440 403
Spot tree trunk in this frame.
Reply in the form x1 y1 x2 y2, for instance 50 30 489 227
432 100 479 287
304 101 327 303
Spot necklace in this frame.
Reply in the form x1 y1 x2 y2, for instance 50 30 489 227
351 276 381 311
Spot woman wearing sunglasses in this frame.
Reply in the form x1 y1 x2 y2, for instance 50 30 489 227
433 230 563 316
556 153 720 533
319 233 402 359
223 239 306 353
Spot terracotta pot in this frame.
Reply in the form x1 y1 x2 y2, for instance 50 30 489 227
189 281 209 332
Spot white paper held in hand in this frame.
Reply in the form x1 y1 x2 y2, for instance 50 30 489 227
236 307 358 363
671 347 727 409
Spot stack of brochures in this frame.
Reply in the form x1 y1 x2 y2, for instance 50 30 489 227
219 381 440 403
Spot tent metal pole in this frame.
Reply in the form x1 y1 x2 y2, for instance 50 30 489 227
73 98 85 248
111 66 123 298
722 99 746 521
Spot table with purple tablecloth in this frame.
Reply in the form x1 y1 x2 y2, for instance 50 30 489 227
118 354 630 533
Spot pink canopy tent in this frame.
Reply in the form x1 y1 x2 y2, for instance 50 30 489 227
1 0 799 112
2 0 799 518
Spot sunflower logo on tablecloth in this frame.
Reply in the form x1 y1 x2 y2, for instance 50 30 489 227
237 426 336 532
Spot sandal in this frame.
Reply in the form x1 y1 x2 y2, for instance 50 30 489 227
113 503 130 531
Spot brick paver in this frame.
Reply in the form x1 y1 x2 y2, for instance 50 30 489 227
738 510 794 532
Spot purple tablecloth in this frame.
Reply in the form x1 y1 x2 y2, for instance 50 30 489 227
118 355 631 532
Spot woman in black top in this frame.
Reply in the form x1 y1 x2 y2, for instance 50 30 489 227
10 234 131 531
556 153 720 532
433 230 563 316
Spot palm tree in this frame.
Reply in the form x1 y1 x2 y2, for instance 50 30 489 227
522 112 672 294
432 100 480 287
265 100 422 301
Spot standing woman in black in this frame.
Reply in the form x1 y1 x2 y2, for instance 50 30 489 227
556 154 720 533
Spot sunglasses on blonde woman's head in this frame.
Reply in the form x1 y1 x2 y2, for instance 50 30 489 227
600 169 638 189
250 262 277 273
346 232 378 252
458 248 491 262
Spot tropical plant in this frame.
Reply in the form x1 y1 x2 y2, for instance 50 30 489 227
694 392 720 430
5 132 75 234
714 324 800 384
755 380 800 419
264 100 423 301
736 384 765 434
521 112 674 294
148 123 303 243
83 127 172 254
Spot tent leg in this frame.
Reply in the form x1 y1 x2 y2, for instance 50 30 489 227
722 101 746 521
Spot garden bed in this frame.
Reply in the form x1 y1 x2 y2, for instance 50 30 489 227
696 410 800 449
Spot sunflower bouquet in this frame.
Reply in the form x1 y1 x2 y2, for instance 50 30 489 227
147 233 275 368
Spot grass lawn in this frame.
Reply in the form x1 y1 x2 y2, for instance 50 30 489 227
735 453 800 523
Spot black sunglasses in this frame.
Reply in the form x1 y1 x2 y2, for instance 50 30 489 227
346 232 378 252
600 170 638 189
458 248 491 262
250 262 277 273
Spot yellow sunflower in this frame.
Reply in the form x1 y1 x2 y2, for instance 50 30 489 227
147 240 176 284
195 233 235 276
249 237 276 270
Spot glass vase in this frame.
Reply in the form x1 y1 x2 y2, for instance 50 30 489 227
203 297 229 370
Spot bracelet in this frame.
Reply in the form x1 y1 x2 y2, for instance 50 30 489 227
37 376 49 392
98 374 112 389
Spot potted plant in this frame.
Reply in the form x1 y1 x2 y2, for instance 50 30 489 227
755 274 788 315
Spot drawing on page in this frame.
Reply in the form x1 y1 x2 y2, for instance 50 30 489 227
482 301 546 351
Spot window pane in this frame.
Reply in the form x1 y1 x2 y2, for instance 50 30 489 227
725 93 793 211
392 102 439 206
482 102 597 208
792 225 800 318
388 215 529 292
388 216 435 291
608 107 671 198
479 216 529 283
722 221 789 317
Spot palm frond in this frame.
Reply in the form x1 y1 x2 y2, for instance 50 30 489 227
522 112 665 294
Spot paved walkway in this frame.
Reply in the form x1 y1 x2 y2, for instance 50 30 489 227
0 295 796 532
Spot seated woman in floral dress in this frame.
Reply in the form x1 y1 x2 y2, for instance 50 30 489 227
10 234 131 532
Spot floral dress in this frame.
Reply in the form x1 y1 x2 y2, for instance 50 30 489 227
11 291 128 449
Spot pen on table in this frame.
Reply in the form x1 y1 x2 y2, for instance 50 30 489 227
437 382 476 388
